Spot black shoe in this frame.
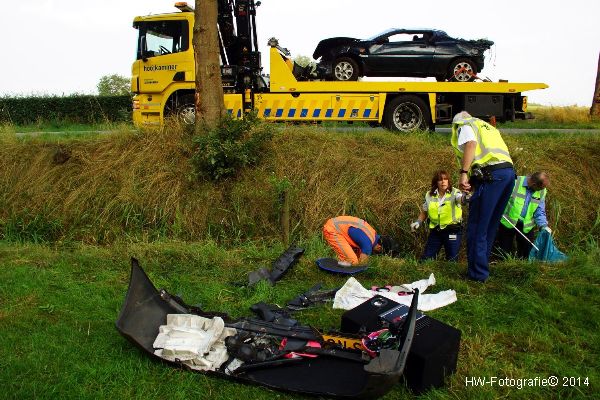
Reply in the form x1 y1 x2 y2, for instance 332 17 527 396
464 273 486 283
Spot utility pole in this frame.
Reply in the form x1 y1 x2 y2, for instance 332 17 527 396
591 51 600 118
193 0 225 132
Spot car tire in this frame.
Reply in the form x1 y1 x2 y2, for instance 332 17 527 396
383 95 431 132
447 58 477 82
333 57 360 81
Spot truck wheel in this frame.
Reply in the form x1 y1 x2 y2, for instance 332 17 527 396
175 94 196 125
447 58 476 82
383 95 431 132
333 57 359 81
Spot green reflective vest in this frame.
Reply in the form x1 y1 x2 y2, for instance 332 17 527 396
501 176 547 233
425 187 463 229
451 118 513 170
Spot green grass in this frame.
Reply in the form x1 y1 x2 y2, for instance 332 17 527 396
0 116 599 399
0 121 135 144
0 121 134 133
0 239 598 399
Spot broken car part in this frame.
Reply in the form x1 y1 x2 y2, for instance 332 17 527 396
287 283 340 311
248 246 305 286
116 258 418 399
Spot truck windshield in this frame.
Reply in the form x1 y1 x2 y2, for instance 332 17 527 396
135 20 189 59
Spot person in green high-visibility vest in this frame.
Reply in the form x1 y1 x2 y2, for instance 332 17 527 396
495 172 551 258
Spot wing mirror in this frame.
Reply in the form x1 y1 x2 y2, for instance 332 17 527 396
140 36 149 61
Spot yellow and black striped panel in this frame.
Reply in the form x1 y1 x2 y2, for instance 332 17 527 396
224 94 243 118
321 333 365 352
254 93 379 121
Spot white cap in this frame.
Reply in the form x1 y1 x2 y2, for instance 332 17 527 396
452 111 472 124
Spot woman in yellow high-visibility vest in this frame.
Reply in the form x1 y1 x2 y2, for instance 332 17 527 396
411 170 466 261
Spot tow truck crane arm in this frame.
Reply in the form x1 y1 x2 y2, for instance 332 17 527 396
176 1 262 93
218 0 262 92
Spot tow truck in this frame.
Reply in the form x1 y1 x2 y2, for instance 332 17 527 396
131 1 548 131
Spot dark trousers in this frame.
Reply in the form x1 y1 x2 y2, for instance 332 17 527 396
466 167 515 282
495 221 535 259
421 228 462 262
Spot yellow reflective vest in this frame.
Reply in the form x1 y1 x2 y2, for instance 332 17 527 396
425 188 463 229
501 176 547 233
451 118 513 169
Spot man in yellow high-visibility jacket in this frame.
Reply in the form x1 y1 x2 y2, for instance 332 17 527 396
495 172 551 258
451 111 515 282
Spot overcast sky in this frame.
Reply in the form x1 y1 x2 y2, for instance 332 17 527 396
1 0 598 106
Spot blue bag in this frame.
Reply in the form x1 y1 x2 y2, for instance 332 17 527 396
528 229 567 262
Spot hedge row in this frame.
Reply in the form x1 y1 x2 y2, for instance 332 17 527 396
0 95 132 125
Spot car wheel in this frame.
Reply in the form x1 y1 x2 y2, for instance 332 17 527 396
333 57 360 81
383 95 431 132
447 58 477 82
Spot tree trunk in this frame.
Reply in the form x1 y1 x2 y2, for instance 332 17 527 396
193 0 225 132
591 52 600 118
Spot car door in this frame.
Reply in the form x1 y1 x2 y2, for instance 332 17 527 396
365 31 435 75
429 32 462 76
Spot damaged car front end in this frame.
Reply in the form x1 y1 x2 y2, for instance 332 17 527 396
115 258 418 399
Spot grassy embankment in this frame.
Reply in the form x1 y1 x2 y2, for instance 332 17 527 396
0 123 598 248
0 118 599 399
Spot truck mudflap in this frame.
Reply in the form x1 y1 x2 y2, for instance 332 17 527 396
115 258 417 399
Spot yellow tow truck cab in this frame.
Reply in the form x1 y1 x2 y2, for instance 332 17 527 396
131 2 548 131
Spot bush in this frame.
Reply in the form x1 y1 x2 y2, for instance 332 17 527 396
192 113 274 181
0 94 132 125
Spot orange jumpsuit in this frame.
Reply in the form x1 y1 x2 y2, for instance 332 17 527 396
322 216 377 265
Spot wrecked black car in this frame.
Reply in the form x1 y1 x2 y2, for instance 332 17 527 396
116 258 418 399
313 29 494 82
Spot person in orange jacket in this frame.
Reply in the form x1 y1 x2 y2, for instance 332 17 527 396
322 216 400 266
